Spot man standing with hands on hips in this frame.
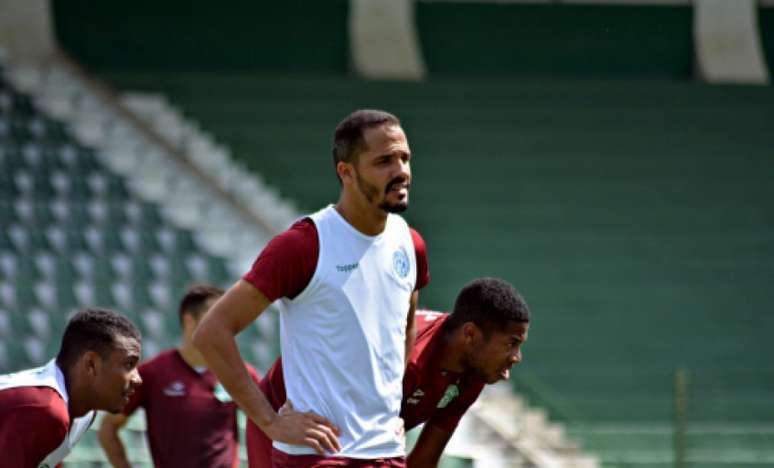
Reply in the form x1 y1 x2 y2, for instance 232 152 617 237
194 109 430 467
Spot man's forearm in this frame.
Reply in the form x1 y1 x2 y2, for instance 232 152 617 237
193 322 277 429
407 424 451 468
98 427 131 468
405 291 418 365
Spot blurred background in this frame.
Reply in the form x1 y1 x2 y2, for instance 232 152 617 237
1 0 773 467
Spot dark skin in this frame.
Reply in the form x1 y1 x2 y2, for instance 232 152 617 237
407 320 529 468
65 335 142 418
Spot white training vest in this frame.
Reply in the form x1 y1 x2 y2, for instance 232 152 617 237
0 360 96 467
274 205 417 458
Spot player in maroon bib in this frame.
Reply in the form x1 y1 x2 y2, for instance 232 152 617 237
99 285 259 468
247 278 530 468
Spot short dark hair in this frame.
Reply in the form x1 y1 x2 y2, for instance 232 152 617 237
56 308 141 370
178 283 224 323
331 109 401 178
446 278 530 334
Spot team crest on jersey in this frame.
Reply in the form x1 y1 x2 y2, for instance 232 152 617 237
163 380 186 397
393 247 410 278
213 382 233 403
437 384 459 409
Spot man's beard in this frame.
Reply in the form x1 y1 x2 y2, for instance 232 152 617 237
355 170 409 213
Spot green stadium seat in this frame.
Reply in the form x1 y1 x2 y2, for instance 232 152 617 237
0 252 38 284
13 199 55 227
33 280 72 309
8 223 51 253
50 199 89 229
51 171 91 200
47 227 89 254
0 225 15 251
0 307 11 338
99 201 130 228
15 170 54 198
125 200 156 228
120 227 161 255
75 278 117 309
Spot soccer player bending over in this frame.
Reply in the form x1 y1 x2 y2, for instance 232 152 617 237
248 277 530 468
0 308 142 468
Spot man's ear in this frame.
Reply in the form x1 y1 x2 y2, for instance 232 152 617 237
461 322 481 347
337 161 354 185
81 350 101 377
182 312 202 336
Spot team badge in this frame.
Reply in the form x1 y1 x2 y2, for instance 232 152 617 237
214 382 233 403
437 384 459 409
393 247 410 278
163 381 186 397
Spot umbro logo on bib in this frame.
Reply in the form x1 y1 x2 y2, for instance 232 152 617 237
406 388 424 405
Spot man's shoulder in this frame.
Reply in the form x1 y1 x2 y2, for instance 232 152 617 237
0 386 69 427
269 217 318 251
406 310 448 370
415 310 447 336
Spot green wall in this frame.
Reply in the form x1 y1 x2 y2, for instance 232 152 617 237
416 4 694 78
54 1 702 78
52 0 349 73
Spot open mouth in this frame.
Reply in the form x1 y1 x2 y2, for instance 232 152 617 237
499 367 511 380
386 180 410 194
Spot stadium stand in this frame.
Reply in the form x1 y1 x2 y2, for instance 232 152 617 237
95 69 774 467
2 1 773 466
0 55 281 464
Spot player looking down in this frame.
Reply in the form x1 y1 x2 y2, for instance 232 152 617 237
247 277 530 468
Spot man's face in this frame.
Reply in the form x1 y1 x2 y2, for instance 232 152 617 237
92 335 142 413
351 124 412 213
467 321 529 384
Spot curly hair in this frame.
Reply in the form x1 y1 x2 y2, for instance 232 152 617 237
56 308 141 369
445 277 530 334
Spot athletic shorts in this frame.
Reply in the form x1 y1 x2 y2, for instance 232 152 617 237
271 448 406 468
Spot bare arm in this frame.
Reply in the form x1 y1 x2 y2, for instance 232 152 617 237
192 280 341 455
405 290 418 366
407 424 454 468
98 413 131 468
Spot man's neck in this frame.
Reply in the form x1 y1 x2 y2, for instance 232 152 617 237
437 329 468 374
178 341 207 368
62 367 90 419
335 195 388 237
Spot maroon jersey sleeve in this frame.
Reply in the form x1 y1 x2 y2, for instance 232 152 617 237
242 219 318 301
425 381 485 433
0 387 69 467
410 228 430 291
246 358 286 468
